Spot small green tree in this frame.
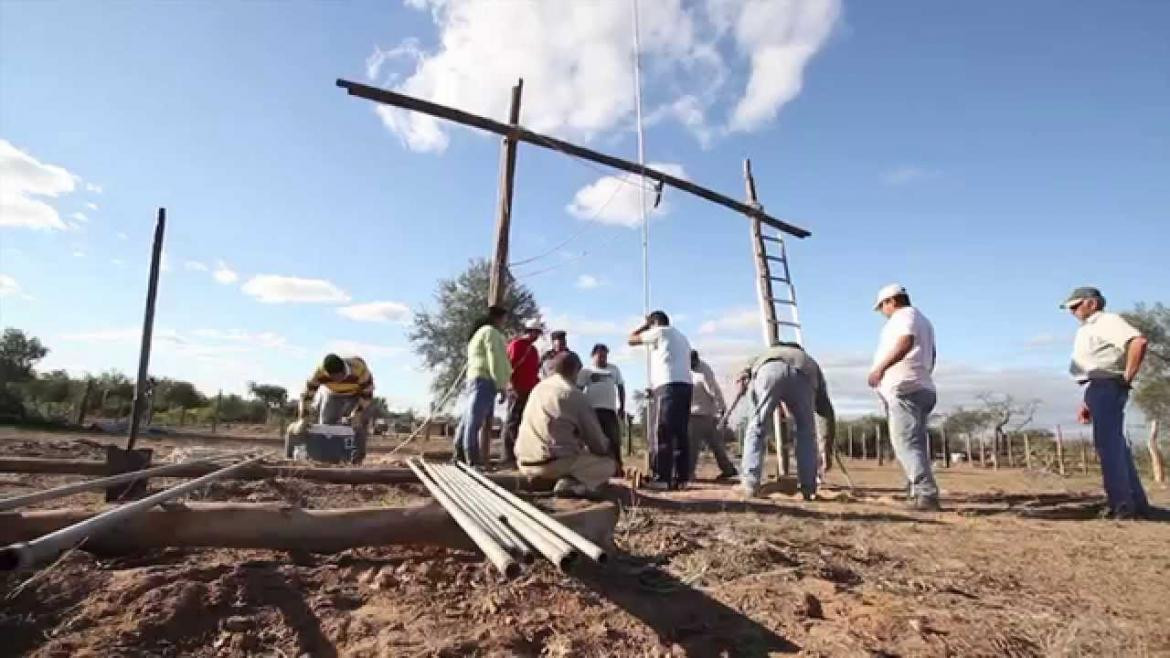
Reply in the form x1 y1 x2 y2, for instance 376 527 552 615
248 381 289 424
0 328 48 383
1123 303 1170 424
409 259 539 404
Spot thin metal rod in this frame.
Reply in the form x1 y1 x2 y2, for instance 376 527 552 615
438 465 574 570
0 455 264 571
407 459 519 578
127 208 165 450
632 0 654 402
427 463 532 563
456 461 606 563
0 458 227 512
336 79 811 239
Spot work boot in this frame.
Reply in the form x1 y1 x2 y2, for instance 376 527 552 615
643 480 670 492
714 469 739 483
801 488 817 502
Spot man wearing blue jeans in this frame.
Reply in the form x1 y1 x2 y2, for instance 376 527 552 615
736 343 836 499
868 284 940 511
1062 286 1151 519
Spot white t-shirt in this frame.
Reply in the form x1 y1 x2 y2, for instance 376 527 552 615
577 364 624 410
641 325 692 388
872 306 936 397
1070 311 1141 382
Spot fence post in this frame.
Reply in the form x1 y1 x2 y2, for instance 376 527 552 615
212 390 222 434
1006 432 1014 468
1055 425 1065 476
1081 440 1089 475
876 422 884 466
941 425 950 468
75 378 94 427
1148 420 1164 484
1023 432 1032 470
847 424 854 458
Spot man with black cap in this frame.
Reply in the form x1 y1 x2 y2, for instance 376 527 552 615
297 353 375 461
540 330 572 379
1062 286 1151 519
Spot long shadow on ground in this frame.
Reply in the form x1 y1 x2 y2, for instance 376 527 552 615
572 555 799 656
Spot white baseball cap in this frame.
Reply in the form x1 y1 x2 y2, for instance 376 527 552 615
522 318 545 331
873 283 907 310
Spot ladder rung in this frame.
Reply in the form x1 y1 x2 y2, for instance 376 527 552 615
764 275 789 283
766 319 802 328
760 235 783 243
764 255 786 263
770 299 796 306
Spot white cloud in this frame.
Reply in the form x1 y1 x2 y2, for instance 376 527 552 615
85 202 98 211
0 139 76 230
337 300 411 324
325 339 406 358
61 327 182 344
727 0 840 132
0 274 21 298
575 274 602 290
370 0 838 151
543 311 622 337
567 162 686 228
190 328 291 350
70 211 89 223
84 182 103 194
881 165 938 186
699 308 760 335
212 261 239 285
241 274 350 304
72 249 86 258
184 260 209 272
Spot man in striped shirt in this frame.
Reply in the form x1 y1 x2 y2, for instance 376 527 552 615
298 353 375 460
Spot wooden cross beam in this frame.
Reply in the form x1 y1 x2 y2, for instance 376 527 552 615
336 79 812 239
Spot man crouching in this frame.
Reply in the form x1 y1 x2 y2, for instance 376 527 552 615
514 351 616 498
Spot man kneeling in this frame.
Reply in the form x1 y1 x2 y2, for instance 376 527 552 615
514 351 616 497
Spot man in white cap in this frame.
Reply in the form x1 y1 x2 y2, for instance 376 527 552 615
501 318 544 468
867 283 940 510
1062 286 1151 519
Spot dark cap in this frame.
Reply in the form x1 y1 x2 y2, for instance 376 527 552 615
1060 286 1103 309
550 330 567 341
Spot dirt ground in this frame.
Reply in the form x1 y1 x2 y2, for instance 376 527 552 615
1 426 1168 657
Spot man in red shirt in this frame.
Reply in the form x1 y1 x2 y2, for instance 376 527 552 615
501 318 544 468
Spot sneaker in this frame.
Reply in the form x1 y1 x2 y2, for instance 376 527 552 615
909 496 942 512
553 478 592 498
714 470 739 483
801 489 817 502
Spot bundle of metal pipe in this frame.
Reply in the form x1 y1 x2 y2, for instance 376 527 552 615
0 455 266 571
406 457 607 578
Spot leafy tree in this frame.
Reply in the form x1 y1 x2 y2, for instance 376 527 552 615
157 378 205 410
248 381 289 423
0 328 48 383
1123 303 1170 423
409 259 539 404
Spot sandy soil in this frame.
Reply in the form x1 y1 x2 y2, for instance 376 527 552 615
1 426 1168 657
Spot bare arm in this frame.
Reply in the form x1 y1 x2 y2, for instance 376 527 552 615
868 335 914 387
627 322 650 346
1124 336 1148 385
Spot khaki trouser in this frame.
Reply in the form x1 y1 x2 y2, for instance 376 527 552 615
519 453 616 490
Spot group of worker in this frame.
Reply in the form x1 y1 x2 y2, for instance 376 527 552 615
296 282 1153 519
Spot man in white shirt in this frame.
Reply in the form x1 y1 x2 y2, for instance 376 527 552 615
687 350 737 481
1062 286 1151 519
629 310 693 490
577 343 626 474
867 283 940 511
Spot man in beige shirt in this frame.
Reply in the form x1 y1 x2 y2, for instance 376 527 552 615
515 351 616 496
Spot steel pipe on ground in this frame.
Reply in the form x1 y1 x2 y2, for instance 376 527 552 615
406 459 518 578
0 455 266 571
436 465 575 571
0 458 233 512
456 461 607 563
424 462 533 563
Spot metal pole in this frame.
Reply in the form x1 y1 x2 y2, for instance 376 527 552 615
426 463 532 562
456 461 606 563
0 455 263 571
407 459 518 578
435 465 573 569
0 458 226 512
126 208 165 451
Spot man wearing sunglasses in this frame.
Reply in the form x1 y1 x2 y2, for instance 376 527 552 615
1063 286 1151 519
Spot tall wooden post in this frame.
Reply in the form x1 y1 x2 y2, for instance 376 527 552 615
1147 420 1165 484
876 421 885 466
847 424 854 458
75 378 94 427
1023 432 1032 470
487 79 524 307
1055 424 1066 476
941 425 950 468
126 209 165 451
743 159 789 478
211 390 222 434
1006 432 1014 468
1080 440 1089 474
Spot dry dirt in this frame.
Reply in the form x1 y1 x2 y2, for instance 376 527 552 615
1 426 1168 657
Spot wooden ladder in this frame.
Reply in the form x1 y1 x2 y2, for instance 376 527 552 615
744 159 803 477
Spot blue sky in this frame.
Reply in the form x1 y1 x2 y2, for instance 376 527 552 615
1 1 1167 428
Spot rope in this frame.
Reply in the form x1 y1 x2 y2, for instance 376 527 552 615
385 361 468 457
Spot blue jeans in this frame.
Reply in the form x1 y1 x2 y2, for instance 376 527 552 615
1085 379 1149 515
887 388 938 499
456 377 496 465
741 361 819 493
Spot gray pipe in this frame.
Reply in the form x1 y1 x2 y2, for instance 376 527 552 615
456 461 607 563
426 464 533 564
436 465 575 570
0 458 233 512
0 455 265 571
406 459 518 578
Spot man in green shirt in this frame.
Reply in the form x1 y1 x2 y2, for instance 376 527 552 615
456 305 512 466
